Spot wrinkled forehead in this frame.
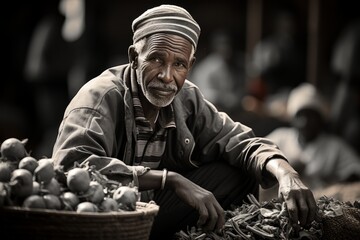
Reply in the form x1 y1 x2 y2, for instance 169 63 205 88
139 34 193 62
145 33 193 51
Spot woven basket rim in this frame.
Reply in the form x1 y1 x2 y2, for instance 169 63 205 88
0 201 159 218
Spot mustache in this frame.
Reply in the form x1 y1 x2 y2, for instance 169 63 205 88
148 81 178 92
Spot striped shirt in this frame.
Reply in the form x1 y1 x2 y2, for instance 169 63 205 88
131 77 176 169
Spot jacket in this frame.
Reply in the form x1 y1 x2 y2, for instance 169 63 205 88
52 64 286 188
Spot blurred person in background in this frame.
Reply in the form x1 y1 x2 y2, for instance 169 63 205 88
238 9 304 138
51 4 317 239
23 0 73 158
245 9 305 120
23 0 100 158
330 19 360 155
266 82 360 191
190 30 244 113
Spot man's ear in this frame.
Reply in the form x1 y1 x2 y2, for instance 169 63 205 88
128 45 138 67
189 56 196 71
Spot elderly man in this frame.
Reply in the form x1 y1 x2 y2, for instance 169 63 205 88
52 4 316 239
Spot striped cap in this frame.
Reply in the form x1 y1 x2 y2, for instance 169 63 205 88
132 5 201 49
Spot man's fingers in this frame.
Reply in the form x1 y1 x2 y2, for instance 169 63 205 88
197 204 208 227
202 203 218 232
210 198 225 231
297 198 308 226
215 205 225 231
285 198 299 225
197 201 224 232
306 191 317 225
284 190 317 227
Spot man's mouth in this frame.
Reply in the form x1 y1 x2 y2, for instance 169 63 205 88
150 87 176 96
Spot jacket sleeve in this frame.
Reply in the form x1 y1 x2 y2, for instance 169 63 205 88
187 85 287 188
52 76 149 186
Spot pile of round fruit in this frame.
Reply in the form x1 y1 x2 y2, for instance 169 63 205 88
0 137 139 213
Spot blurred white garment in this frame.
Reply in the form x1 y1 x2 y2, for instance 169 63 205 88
191 53 238 110
190 30 241 111
266 127 360 190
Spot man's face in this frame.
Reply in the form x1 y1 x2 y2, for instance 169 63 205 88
135 33 194 108
292 108 323 142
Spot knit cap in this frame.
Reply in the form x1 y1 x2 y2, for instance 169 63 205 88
132 4 201 49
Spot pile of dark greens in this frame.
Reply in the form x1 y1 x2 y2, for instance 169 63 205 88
174 194 360 240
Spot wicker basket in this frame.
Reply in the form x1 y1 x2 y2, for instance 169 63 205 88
0 201 159 240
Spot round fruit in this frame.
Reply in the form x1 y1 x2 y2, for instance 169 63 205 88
43 178 61 196
66 167 91 193
60 191 80 210
84 181 104 204
18 156 38 174
112 186 139 211
34 158 55 184
43 194 62 210
9 168 33 198
0 138 28 162
32 181 40 195
22 195 46 209
0 161 13 182
99 198 118 212
76 201 98 213
54 164 67 185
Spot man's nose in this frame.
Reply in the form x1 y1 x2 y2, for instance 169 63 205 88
158 65 173 83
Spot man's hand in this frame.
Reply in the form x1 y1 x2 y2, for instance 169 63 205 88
167 171 225 232
266 159 317 227
277 171 317 226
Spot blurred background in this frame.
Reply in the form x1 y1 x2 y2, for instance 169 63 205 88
1 0 359 199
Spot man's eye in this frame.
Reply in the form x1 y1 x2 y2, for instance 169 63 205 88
175 62 186 68
151 57 161 63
